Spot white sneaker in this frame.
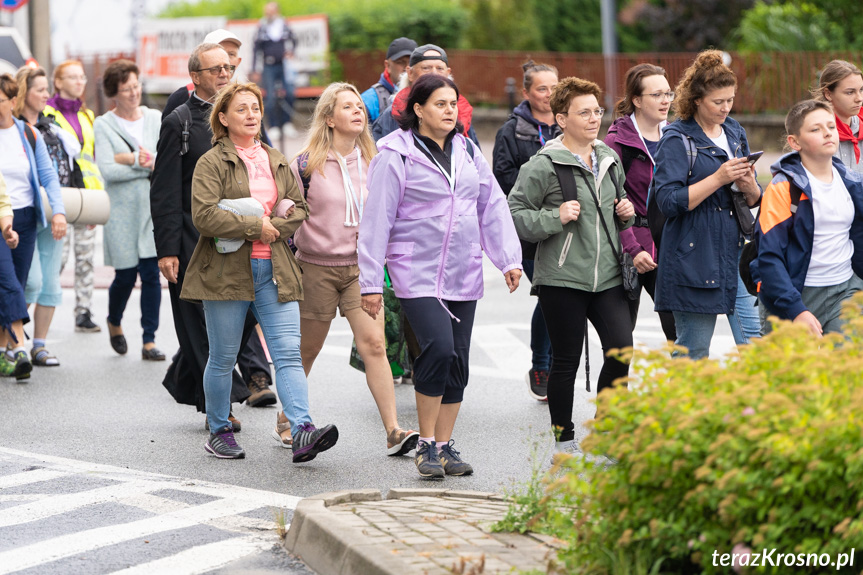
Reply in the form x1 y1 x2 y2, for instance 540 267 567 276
282 123 300 138
555 439 583 456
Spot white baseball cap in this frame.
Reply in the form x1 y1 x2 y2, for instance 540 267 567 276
204 29 242 48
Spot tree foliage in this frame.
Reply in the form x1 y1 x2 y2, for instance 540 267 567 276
637 0 755 51
734 0 863 52
462 0 543 50
732 2 847 52
160 0 469 52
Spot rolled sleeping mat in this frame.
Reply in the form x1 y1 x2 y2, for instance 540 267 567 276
40 187 111 225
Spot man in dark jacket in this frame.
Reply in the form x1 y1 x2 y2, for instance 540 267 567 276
371 44 480 148
251 2 298 138
150 43 276 422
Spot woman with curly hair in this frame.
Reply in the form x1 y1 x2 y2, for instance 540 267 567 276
652 50 762 359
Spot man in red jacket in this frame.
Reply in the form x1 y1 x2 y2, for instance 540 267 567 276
372 44 479 147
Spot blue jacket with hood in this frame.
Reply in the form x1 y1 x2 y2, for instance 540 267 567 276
653 116 758 314
752 153 863 320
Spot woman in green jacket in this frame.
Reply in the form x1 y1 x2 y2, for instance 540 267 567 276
508 77 634 456
181 82 338 462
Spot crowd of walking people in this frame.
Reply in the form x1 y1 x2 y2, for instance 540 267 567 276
1 19 861 475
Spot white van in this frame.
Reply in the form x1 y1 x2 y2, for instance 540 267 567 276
0 26 37 76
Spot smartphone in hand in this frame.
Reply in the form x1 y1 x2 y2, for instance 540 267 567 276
746 151 764 165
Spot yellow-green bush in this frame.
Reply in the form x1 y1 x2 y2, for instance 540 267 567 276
517 294 863 574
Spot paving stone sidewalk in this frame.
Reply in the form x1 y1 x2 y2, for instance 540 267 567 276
285 488 563 575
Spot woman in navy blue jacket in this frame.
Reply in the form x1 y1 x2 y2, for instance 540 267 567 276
652 51 762 359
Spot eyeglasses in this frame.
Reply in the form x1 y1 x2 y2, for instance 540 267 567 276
0 97 10 104
567 107 605 121
117 83 141 95
194 65 236 76
643 91 675 102
62 75 87 82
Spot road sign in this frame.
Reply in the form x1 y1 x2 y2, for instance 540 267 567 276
0 0 29 12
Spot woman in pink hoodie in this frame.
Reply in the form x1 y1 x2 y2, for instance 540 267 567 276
285 82 420 457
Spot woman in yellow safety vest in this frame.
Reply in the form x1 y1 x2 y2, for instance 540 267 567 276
44 60 104 333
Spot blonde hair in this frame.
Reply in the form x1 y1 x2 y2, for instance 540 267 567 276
52 60 90 113
295 82 377 176
813 60 863 101
673 50 736 121
210 82 264 144
14 67 47 118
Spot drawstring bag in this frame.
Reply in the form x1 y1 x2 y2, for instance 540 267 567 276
349 267 410 377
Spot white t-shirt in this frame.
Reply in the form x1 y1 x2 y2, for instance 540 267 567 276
0 125 34 209
709 128 733 158
803 165 854 287
110 112 144 148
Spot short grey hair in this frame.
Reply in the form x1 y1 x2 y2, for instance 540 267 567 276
188 42 225 75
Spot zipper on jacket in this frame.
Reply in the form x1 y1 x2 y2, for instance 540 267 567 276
593 173 601 291
217 255 227 278
558 232 573 268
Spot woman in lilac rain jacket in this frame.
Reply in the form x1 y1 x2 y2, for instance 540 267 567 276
358 74 523 479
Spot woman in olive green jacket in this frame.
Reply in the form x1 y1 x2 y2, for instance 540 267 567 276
181 83 339 462
508 77 634 457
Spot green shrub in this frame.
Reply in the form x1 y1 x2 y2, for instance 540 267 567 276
523 293 863 574
160 0 468 52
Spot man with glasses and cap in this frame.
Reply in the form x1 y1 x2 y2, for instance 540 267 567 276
361 37 417 123
371 44 480 147
150 42 277 428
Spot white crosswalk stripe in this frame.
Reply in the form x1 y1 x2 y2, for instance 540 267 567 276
0 448 299 575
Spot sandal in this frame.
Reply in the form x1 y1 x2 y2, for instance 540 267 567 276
31 347 60 367
271 412 292 448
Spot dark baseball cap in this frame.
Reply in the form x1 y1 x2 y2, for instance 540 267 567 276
409 44 448 66
386 37 418 61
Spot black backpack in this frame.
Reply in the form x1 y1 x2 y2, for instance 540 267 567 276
739 181 803 297
647 133 697 253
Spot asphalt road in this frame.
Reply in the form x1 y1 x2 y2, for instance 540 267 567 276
0 135 741 574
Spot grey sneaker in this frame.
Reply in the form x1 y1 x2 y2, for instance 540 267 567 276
205 427 245 459
75 311 101 333
438 440 473 476
292 423 338 463
414 440 444 478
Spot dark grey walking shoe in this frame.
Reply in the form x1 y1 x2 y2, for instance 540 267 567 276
205 427 245 459
414 440 444 478
438 440 473 476
292 423 338 463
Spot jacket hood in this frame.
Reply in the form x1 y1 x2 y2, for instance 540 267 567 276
606 115 642 148
512 100 540 127
377 128 466 164
771 151 862 191
537 135 618 167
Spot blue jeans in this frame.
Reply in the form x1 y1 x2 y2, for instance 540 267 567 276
673 242 761 359
202 259 309 434
262 62 294 128
108 257 161 344
24 225 64 308
522 259 551 372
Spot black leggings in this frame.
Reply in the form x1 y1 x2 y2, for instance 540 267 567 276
539 284 632 442
399 298 477 404
628 268 677 342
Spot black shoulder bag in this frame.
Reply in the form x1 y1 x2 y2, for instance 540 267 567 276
577 168 640 301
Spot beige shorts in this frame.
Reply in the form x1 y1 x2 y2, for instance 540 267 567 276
298 261 362 322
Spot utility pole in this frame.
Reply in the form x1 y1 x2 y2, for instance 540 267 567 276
600 0 617 111
28 0 51 74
